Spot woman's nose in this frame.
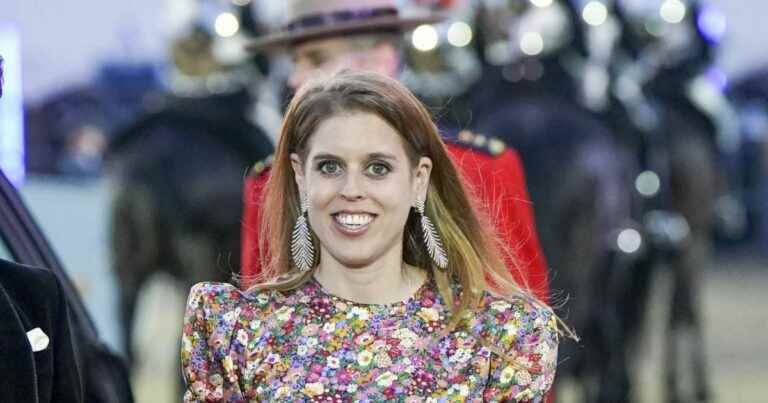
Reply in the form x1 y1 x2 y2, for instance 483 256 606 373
339 173 365 201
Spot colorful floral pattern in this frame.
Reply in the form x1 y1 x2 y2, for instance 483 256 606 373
181 278 558 402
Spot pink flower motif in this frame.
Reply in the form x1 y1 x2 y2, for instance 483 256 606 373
338 370 352 384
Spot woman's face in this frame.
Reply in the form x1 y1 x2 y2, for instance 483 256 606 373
291 112 432 269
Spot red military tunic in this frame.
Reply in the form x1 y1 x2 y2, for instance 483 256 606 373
240 133 549 302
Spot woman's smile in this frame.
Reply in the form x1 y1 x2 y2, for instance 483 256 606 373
332 211 377 236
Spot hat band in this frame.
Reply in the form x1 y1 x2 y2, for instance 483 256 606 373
284 7 399 33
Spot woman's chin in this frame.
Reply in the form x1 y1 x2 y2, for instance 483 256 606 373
321 248 379 269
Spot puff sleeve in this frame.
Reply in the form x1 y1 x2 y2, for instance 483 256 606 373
181 282 245 402
482 297 559 402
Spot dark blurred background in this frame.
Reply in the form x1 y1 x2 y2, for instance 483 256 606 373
1 0 766 402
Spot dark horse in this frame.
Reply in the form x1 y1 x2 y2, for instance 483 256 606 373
107 88 272 382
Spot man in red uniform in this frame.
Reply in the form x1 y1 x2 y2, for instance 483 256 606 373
241 0 549 303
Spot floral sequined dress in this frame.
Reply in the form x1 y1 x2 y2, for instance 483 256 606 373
181 277 558 402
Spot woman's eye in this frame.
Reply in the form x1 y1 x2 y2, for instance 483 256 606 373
318 160 341 175
366 163 390 177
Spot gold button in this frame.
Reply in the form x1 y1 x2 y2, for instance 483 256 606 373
473 134 487 147
252 161 265 174
458 130 474 143
488 138 506 156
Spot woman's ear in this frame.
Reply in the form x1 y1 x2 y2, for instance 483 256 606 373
413 156 433 202
290 153 306 194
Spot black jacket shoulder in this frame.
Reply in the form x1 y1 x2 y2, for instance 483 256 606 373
0 259 84 403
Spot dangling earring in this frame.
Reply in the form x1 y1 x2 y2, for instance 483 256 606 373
415 199 448 270
291 193 314 272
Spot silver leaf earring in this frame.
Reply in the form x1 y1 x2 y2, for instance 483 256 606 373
415 199 448 270
291 193 314 272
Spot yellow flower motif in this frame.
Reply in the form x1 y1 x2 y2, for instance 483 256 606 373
191 380 206 395
490 300 512 312
356 333 374 346
275 306 294 322
517 356 533 368
499 366 516 385
514 389 535 401
236 329 249 346
515 369 532 386
274 386 290 399
328 339 342 351
302 324 319 336
371 339 387 352
447 383 470 397
182 336 192 352
449 348 472 364
503 322 519 336
392 328 419 347
357 350 374 367
375 352 392 368
417 307 440 322
535 341 550 355
274 361 288 372
347 306 371 321
337 327 349 337
303 382 325 397
222 357 234 373
210 374 224 386
376 371 397 387
223 310 237 323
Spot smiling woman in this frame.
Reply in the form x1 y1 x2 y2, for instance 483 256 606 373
181 70 568 402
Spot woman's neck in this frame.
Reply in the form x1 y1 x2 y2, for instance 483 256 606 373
313 248 426 304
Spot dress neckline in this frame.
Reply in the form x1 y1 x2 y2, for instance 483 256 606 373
307 274 433 309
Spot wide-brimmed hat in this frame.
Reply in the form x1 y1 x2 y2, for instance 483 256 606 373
246 0 443 51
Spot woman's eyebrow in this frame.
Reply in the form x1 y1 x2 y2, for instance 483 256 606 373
367 152 398 161
311 153 340 161
311 152 398 161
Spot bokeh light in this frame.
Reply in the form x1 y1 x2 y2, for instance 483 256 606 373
412 24 439 52
530 0 554 8
698 5 727 43
660 0 687 24
582 1 608 27
636 170 661 197
447 21 473 47
214 12 240 37
520 32 544 56
617 228 643 254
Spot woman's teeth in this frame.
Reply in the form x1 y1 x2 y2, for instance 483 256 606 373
334 213 374 228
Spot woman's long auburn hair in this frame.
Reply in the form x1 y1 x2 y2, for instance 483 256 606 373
253 70 556 334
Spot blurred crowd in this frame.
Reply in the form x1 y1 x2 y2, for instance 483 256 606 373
7 0 768 401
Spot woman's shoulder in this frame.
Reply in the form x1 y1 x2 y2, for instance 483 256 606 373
473 291 560 401
186 281 287 314
473 290 558 347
